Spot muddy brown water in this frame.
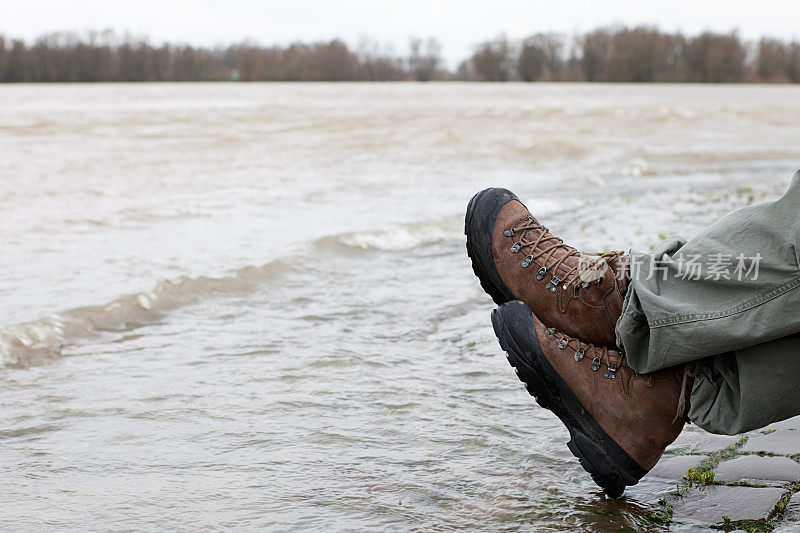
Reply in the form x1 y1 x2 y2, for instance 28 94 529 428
1 82 797 530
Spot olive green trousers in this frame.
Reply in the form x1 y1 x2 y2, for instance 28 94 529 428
616 171 800 435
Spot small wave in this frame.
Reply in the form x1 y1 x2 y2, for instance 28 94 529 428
315 216 464 252
623 158 653 177
2 215 479 367
0 259 293 368
515 138 588 159
654 105 697 120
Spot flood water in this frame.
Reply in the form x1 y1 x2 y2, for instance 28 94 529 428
1 82 798 531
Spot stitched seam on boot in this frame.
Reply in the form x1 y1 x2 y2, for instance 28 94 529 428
649 274 800 328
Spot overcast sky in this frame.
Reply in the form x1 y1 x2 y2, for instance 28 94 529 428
2 0 799 66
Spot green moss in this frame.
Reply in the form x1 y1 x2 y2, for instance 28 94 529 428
645 504 673 526
695 434 749 472
646 435 749 529
716 480 769 488
764 482 800 528
774 491 791 514
712 516 773 532
685 468 715 485
631 434 800 531
773 482 800 516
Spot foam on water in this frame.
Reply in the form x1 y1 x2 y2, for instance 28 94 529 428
0 215 491 366
0 259 294 367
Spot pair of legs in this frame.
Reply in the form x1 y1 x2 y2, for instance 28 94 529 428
618 171 800 435
465 171 800 496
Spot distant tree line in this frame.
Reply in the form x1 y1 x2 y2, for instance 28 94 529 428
462 29 800 83
1 26 799 83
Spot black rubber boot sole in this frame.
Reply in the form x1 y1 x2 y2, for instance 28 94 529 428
464 188 517 305
491 301 646 498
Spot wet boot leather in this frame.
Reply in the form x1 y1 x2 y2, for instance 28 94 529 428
466 188 628 347
491 300 690 497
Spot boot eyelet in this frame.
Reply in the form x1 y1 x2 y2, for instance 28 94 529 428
545 276 561 293
536 266 547 281
582 281 591 289
594 278 602 285
511 242 523 254
558 338 568 350
521 255 533 268
574 349 585 361
603 363 618 380
545 328 555 335
591 357 601 371
504 228 515 237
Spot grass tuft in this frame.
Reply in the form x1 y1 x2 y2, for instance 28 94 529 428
685 468 715 485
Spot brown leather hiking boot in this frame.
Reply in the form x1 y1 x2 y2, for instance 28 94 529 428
491 300 691 497
465 188 628 347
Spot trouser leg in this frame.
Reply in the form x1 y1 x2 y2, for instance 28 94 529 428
689 333 800 434
616 170 800 434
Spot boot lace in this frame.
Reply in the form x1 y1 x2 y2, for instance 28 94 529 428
544 327 626 380
674 362 699 423
548 326 693 423
505 216 623 291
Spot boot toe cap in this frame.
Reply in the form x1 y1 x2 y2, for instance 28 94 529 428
492 301 541 358
465 188 523 304
465 188 521 237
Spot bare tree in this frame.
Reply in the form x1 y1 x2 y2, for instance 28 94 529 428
518 37 547 81
685 32 746 83
518 33 565 81
757 37 786 81
408 37 441 81
541 33 565 79
786 42 800 83
604 27 670 82
5 39 28 82
357 37 404 81
581 29 611 81
471 35 512 81
310 40 359 81
0 36 6 79
454 59 473 80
